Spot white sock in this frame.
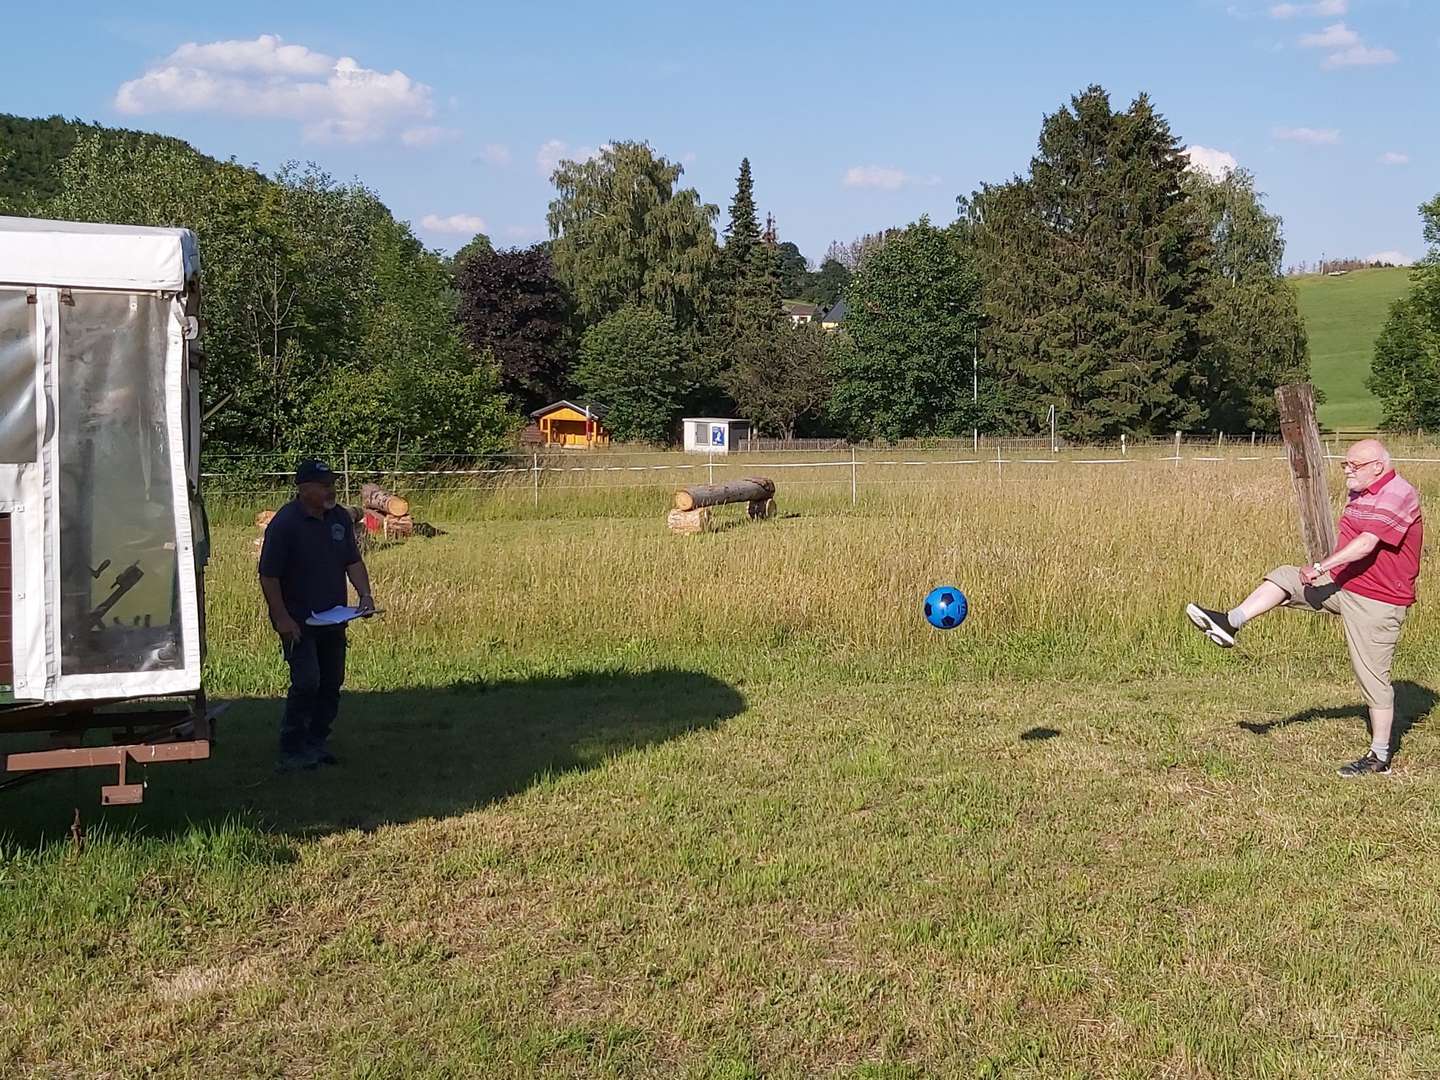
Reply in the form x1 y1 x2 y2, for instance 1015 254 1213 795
1371 739 1390 762
1227 607 1249 629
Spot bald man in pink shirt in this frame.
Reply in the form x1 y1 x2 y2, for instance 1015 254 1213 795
1187 440 1423 777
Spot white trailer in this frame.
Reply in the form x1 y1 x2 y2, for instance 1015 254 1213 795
0 216 212 805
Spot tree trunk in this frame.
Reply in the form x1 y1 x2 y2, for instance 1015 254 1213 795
673 477 776 511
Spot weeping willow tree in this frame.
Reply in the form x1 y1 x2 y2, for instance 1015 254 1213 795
545 141 719 333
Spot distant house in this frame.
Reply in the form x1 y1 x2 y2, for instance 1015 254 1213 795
527 400 611 449
819 298 847 331
782 300 821 326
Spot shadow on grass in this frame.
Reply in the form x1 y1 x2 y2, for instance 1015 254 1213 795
8 668 745 847
1020 727 1060 742
1237 680 1436 751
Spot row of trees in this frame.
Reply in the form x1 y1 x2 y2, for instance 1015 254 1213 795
468 85 1309 444
1369 195 1440 428
1 123 515 458
2 87 1318 450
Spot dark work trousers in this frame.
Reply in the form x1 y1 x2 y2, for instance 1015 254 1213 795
280 626 347 754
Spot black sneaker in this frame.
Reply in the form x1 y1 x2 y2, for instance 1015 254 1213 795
276 748 319 773
1186 604 1238 648
1337 751 1391 778
311 743 339 767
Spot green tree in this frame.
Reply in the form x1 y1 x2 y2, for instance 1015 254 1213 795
1183 167 1309 432
1368 194 1440 428
46 131 516 456
964 86 1213 438
719 158 761 285
574 306 685 443
712 159 788 424
450 231 494 272
774 241 809 298
801 257 851 307
828 217 982 441
546 141 719 331
725 321 832 439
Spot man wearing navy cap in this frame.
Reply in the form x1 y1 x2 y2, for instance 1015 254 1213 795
258 459 376 772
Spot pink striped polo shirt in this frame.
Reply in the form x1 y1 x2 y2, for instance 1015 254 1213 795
1332 470 1423 607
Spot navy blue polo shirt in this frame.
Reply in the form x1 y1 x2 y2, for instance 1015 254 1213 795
257 500 362 622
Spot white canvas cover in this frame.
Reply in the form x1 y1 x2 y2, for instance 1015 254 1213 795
0 216 199 292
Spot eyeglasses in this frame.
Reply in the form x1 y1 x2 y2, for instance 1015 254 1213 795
1342 459 1382 473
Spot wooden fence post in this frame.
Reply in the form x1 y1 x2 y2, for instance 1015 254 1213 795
1275 383 1336 564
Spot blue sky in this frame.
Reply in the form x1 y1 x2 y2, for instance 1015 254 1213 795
1 0 1433 267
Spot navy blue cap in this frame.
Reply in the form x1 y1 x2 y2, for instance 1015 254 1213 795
295 459 337 485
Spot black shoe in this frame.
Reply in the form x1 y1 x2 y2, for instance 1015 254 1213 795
311 743 339 767
1186 603 1238 648
276 748 319 773
1337 751 1392 778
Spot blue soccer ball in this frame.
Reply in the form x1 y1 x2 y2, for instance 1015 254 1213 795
923 586 968 630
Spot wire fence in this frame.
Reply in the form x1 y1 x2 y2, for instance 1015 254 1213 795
199 434 1440 511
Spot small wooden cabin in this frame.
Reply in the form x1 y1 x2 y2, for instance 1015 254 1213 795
528 401 611 449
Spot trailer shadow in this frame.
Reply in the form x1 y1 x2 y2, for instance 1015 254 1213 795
9 668 745 846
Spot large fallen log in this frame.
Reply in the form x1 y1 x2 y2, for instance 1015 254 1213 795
673 477 775 511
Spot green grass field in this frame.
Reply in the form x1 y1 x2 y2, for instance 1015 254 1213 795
5 459 1440 1077
1294 267 1415 432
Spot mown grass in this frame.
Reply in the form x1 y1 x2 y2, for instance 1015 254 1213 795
1294 267 1415 431
4 457 1440 1077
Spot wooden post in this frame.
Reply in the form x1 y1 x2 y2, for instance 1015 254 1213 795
850 446 857 506
1275 383 1336 564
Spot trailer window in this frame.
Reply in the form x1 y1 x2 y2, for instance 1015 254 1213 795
0 290 37 464
57 292 182 676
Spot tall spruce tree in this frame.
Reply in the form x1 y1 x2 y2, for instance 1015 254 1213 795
965 86 1213 438
713 159 789 424
720 158 761 284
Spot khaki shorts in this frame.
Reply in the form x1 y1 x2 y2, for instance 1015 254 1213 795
1265 565 1408 710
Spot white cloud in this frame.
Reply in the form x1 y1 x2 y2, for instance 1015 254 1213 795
1367 250 1414 266
1295 21 1398 68
114 34 434 143
842 165 941 190
1270 0 1346 17
1380 151 1410 166
478 143 512 166
1323 43 1398 67
844 166 906 189
1273 126 1341 144
400 126 461 147
1182 145 1239 179
1299 22 1358 47
421 213 487 234
535 139 602 177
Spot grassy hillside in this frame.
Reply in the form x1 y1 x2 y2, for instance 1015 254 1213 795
1294 267 1414 431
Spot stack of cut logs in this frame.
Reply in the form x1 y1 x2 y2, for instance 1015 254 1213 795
666 477 776 534
359 482 413 540
253 481 417 555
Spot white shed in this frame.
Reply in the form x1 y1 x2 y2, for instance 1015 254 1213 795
682 417 751 454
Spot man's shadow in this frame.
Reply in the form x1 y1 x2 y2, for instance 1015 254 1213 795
1237 680 1437 753
9 668 745 847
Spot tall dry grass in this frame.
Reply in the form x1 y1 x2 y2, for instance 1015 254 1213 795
205 456 1440 696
